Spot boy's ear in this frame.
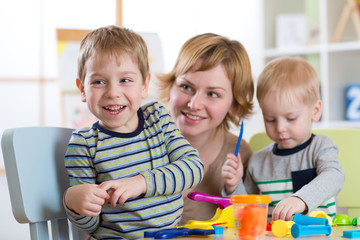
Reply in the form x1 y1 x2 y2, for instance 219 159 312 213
141 73 151 99
76 78 86 102
312 99 322 122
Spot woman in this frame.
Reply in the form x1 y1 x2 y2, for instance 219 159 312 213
157 33 254 224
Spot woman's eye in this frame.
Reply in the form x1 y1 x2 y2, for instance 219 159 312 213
180 84 191 91
208 92 219 98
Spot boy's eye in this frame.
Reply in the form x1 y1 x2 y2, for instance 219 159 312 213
287 115 298 121
92 80 105 85
120 78 131 83
265 119 275 123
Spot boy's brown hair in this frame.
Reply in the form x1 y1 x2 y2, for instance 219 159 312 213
77 25 149 83
157 33 254 131
257 56 320 106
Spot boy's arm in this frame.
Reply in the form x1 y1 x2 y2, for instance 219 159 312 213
272 196 306 221
63 132 101 233
141 126 204 197
292 138 345 212
141 104 204 197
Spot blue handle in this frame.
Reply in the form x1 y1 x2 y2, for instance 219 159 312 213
293 213 329 225
291 224 332 238
152 228 215 239
188 228 215 235
144 228 186 238
154 229 189 239
234 120 244 156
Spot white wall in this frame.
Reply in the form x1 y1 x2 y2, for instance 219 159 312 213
0 0 118 169
0 0 265 169
123 0 264 74
123 0 265 140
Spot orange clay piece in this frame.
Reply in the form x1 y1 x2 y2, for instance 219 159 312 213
236 204 268 239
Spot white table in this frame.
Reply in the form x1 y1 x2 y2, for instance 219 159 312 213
139 225 360 240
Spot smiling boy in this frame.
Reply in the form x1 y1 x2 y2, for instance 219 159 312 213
63 25 204 239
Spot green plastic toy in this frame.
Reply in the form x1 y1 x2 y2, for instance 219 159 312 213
333 214 351 226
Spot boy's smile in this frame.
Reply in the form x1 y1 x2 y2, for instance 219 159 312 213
103 104 125 115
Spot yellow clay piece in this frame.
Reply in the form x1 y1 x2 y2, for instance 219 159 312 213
271 220 294 237
184 205 235 229
309 211 333 226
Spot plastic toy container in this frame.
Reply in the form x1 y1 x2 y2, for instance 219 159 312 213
230 195 271 240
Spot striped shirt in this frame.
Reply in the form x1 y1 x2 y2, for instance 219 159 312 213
64 101 204 239
243 134 345 221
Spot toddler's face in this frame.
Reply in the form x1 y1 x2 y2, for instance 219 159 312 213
260 91 321 149
76 52 150 133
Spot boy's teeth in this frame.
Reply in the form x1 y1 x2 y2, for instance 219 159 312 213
105 106 124 111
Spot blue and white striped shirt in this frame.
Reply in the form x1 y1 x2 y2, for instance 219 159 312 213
64 101 204 239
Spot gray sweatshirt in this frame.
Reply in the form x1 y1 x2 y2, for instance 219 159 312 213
230 134 345 220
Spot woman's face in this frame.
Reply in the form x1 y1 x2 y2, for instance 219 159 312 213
169 63 234 138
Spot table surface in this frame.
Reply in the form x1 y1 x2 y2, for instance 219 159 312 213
139 226 360 240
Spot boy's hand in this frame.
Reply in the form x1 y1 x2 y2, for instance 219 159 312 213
64 183 109 217
98 174 146 207
221 153 243 194
272 197 306 221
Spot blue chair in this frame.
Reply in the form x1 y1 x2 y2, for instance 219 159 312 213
249 129 360 219
1 126 88 240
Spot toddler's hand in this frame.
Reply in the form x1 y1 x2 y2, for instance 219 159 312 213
64 183 109 217
221 153 243 194
98 174 146 207
272 197 306 221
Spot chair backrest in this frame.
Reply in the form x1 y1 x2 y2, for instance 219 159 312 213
1 126 88 240
249 129 360 219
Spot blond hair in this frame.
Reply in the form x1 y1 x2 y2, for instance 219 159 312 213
77 25 149 83
157 33 254 130
257 56 320 106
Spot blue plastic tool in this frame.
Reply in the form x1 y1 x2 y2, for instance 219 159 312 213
212 226 225 235
234 120 244 157
343 230 360 238
144 227 215 239
144 228 186 238
293 212 329 225
291 224 332 238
